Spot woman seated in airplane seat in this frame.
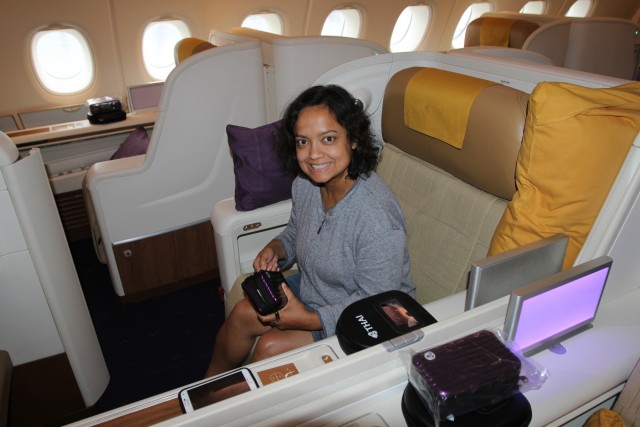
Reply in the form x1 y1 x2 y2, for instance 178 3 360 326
205 85 415 377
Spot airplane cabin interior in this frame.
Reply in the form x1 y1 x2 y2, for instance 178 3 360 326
1 0 640 426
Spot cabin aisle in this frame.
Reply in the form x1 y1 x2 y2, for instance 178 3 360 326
69 239 225 413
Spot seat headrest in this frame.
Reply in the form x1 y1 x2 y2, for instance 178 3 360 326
465 17 540 49
381 67 529 200
174 38 216 64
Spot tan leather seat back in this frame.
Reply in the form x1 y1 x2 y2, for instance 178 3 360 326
381 67 529 200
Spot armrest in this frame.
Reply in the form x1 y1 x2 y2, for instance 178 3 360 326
212 197 292 295
83 154 146 191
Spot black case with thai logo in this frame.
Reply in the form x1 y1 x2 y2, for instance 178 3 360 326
335 290 437 355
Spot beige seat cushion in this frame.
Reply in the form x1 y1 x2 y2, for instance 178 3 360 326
377 144 507 304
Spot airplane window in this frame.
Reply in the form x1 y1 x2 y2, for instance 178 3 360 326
30 26 94 94
520 1 546 14
390 4 431 52
322 8 362 38
142 19 191 81
451 2 492 48
565 0 592 17
242 12 283 35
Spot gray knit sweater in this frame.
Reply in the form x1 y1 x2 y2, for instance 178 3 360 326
276 172 415 339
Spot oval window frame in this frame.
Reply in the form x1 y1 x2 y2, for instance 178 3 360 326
141 18 192 81
241 11 284 35
30 25 95 95
322 7 363 38
390 4 431 53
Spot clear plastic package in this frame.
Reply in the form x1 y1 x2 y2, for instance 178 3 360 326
401 328 548 423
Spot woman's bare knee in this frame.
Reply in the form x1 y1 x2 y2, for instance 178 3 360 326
252 332 281 361
228 298 255 321
251 330 313 362
226 299 267 334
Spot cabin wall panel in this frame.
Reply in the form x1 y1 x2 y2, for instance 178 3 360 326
419 0 454 51
1 0 640 125
110 0 218 88
422 0 476 51
491 0 529 13
0 0 124 116
543 0 569 16
300 0 396 50
590 0 640 19
204 0 308 36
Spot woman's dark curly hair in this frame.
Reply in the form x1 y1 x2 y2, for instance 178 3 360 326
278 85 379 179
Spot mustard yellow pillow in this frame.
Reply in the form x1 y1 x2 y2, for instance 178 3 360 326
488 81 640 269
583 408 625 427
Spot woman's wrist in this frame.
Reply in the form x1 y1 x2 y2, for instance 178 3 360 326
268 239 285 261
303 309 322 331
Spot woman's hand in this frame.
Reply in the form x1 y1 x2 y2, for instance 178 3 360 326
257 284 321 331
253 240 284 271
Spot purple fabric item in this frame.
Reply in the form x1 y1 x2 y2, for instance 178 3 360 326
110 126 150 159
227 120 294 211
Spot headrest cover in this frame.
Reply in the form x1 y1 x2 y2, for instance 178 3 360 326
404 68 496 149
465 17 540 49
175 38 216 64
480 17 515 47
382 67 529 200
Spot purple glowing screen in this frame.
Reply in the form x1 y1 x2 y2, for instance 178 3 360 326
505 257 612 355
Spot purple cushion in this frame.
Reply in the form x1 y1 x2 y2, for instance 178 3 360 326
227 120 294 211
110 127 150 159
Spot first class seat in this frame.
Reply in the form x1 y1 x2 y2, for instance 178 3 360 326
174 37 216 65
522 17 640 79
214 64 530 310
212 51 640 313
464 16 541 49
463 14 640 79
83 41 268 300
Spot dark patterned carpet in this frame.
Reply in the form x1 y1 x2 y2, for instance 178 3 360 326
69 239 225 412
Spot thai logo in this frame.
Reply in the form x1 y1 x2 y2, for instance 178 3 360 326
356 314 378 339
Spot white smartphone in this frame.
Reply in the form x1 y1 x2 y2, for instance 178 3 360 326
179 368 259 413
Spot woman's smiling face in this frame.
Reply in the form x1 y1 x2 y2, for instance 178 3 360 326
294 105 356 188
